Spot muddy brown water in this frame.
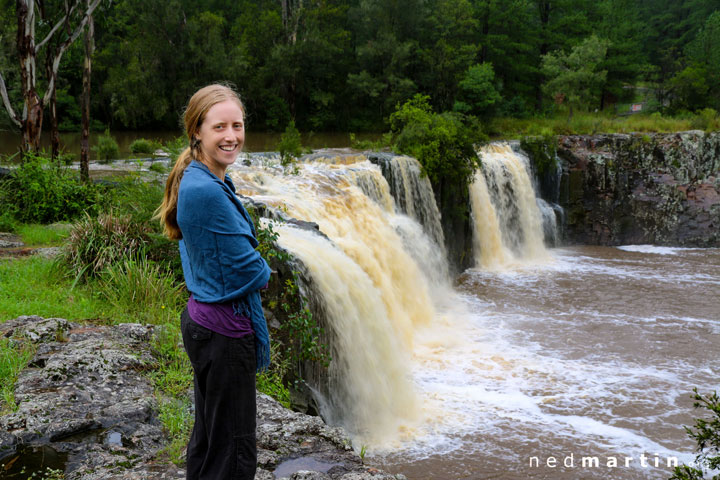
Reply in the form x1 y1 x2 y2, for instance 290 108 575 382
369 245 719 480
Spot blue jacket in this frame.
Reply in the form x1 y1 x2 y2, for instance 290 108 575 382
177 160 272 371
177 160 271 302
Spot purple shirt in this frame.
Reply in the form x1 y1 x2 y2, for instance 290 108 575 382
187 295 253 338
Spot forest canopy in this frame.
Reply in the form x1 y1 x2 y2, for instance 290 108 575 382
0 0 718 133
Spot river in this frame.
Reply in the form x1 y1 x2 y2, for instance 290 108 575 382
227 146 718 480
0 130 380 158
369 244 719 479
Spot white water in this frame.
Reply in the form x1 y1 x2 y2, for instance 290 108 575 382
228 150 718 479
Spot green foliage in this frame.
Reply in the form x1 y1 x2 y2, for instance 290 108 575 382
454 63 502 119
130 138 160 155
149 162 166 174
0 336 35 413
349 132 393 151
0 256 113 321
390 94 483 188
0 154 107 224
256 344 291 407
17 223 72 247
161 137 189 167
105 174 165 230
278 120 304 169
487 112 698 138
92 129 120 162
521 133 559 175
670 388 720 480
59 212 151 280
98 257 185 325
0 211 18 233
542 35 611 118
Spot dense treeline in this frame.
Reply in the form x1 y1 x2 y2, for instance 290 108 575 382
0 0 719 133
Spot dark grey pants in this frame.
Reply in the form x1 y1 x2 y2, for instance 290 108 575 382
181 308 257 480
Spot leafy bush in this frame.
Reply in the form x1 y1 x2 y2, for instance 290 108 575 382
129 138 159 155
278 120 303 169
104 174 165 230
670 388 720 479
59 211 151 280
0 153 107 224
92 128 120 162
390 94 484 188
149 162 167 173
0 211 17 233
690 108 720 132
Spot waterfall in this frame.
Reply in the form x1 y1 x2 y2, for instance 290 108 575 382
367 153 446 250
229 156 448 444
470 143 551 268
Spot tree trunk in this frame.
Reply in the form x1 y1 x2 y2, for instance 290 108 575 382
17 0 42 154
46 49 60 164
80 9 94 182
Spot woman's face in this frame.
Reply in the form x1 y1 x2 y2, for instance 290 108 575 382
196 99 245 177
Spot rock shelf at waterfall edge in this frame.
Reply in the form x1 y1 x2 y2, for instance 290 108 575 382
0 315 406 480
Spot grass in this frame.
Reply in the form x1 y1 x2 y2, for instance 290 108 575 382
0 256 113 322
0 336 36 412
16 223 72 246
487 111 719 139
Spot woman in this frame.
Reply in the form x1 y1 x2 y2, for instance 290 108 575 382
156 84 272 479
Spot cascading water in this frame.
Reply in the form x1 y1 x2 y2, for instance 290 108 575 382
470 143 552 269
227 150 716 480
229 156 447 445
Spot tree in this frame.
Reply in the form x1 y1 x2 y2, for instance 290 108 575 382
0 0 101 153
453 62 502 118
541 35 609 120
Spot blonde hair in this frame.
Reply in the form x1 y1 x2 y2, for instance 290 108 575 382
155 84 245 240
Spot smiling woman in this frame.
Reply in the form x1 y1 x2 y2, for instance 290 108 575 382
195 99 245 178
155 84 273 480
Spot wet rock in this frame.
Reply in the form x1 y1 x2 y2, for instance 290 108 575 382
0 316 180 480
0 316 405 480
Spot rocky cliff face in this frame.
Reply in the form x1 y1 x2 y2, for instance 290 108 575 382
554 131 720 246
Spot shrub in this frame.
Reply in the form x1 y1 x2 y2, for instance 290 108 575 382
0 211 17 233
670 388 720 479
149 162 166 174
92 128 120 162
278 120 303 169
59 211 151 280
0 153 107 224
129 138 158 155
390 94 484 188
104 174 165 230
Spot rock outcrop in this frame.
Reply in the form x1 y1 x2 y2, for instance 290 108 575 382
554 131 720 246
0 316 404 480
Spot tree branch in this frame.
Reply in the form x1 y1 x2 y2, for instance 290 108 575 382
36 1 79 52
43 0 102 108
0 72 22 127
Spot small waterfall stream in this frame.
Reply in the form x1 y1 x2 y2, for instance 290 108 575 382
470 143 552 269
